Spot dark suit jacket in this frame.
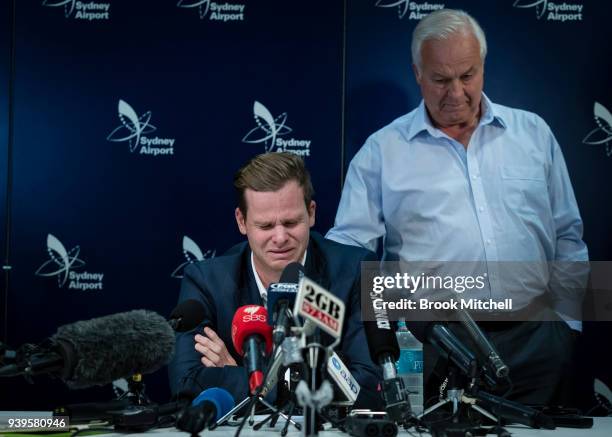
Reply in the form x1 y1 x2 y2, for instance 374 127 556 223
168 231 382 408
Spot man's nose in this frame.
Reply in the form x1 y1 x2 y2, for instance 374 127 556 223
272 225 289 244
447 79 463 99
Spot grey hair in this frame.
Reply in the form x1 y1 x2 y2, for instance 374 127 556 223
411 9 487 72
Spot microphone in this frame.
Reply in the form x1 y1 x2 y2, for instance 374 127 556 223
363 321 400 379
426 324 478 377
410 326 551 428
326 351 360 403
169 299 206 332
267 262 304 345
231 305 273 394
176 387 235 433
293 276 347 434
0 310 175 389
363 281 412 423
294 275 346 339
363 319 413 423
409 321 498 385
456 309 509 379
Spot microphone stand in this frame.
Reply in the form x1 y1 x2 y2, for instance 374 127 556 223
420 363 554 430
280 365 302 436
212 348 301 435
420 363 498 423
254 334 306 435
297 334 338 437
253 363 302 436
117 374 151 406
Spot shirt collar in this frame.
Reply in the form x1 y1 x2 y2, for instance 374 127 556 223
251 250 308 303
406 92 506 141
479 93 507 129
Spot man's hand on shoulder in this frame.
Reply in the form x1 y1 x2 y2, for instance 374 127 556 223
194 327 237 367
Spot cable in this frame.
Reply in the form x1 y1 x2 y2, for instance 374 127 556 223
71 427 114 437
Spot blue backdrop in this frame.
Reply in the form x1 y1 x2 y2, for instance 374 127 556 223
1 0 610 411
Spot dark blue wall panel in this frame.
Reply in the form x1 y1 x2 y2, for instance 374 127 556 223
2 0 344 409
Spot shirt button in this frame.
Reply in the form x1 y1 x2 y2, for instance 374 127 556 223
472 174 478 179
486 239 492 245
479 206 485 212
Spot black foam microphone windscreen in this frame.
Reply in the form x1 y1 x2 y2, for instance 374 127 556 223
279 261 304 283
53 309 175 388
169 299 206 332
363 321 400 364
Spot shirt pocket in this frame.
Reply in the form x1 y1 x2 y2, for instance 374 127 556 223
501 165 546 181
500 165 549 214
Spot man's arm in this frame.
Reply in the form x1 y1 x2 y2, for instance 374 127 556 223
545 124 589 329
326 139 385 252
168 263 250 400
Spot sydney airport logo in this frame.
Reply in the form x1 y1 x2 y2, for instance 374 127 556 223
242 101 311 157
583 102 612 157
171 235 216 279
375 1 445 20
42 0 111 21
177 0 245 22
107 99 175 157
513 0 584 22
35 234 104 291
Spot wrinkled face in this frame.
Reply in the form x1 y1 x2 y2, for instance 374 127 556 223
414 32 484 128
235 180 315 283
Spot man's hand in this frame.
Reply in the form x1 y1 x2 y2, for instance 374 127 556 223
194 327 237 367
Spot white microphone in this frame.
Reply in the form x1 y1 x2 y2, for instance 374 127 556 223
293 276 345 341
326 351 360 403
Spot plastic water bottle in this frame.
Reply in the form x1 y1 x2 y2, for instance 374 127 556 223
396 319 424 414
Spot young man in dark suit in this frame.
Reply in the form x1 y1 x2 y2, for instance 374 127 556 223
169 152 381 408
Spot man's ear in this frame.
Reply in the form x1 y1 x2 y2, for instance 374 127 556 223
235 207 247 235
308 200 316 227
412 63 422 85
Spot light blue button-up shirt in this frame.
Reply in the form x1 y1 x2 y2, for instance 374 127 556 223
327 94 588 328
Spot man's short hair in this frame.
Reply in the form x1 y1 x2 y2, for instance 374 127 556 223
233 152 314 217
412 9 487 72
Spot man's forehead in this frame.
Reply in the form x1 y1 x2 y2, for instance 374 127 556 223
244 182 306 211
421 33 482 65
428 62 480 77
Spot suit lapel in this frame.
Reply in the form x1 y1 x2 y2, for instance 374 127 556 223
305 233 331 291
238 249 264 307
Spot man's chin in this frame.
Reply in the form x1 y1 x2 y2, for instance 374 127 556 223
439 111 474 126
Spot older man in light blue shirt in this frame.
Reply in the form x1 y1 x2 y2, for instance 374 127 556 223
327 9 588 406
